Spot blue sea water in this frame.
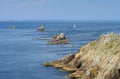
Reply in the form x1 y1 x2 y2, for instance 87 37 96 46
0 21 120 79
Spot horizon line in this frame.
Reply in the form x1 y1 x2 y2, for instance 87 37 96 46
1 19 120 22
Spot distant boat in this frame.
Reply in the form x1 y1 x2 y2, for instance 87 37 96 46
12 25 16 30
73 24 76 28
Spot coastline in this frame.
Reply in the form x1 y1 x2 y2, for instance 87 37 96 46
44 33 120 79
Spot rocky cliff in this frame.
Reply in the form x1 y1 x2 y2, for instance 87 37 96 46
44 33 120 79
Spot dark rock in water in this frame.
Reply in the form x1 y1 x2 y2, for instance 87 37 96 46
48 33 69 44
37 24 45 31
44 33 120 79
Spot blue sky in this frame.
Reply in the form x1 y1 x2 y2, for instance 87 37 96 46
0 0 120 21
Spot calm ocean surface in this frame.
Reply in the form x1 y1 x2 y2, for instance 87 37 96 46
0 21 120 79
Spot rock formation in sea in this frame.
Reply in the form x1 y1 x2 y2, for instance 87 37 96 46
44 33 120 79
47 33 69 44
37 24 45 31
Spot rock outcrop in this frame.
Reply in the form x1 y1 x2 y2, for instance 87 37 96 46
44 33 120 79
37 24 45 31
48 33 69 44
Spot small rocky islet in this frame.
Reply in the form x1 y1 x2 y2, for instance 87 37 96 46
47 33 69 44
44 33 120 79
37 24 45 31
36 25 69 44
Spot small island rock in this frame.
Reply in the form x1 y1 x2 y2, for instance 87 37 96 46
48 33 69 44
37 24 45 31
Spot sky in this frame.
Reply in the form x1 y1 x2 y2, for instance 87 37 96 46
0 0 120 21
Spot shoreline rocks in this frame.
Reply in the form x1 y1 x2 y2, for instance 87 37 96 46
47 33 69 44
44 33 120 79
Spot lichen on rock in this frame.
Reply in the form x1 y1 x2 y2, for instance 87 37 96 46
44 33 120 79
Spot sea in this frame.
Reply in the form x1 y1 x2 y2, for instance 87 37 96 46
0 21 120 79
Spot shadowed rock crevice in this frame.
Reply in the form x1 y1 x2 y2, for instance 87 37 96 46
105 69 120 79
